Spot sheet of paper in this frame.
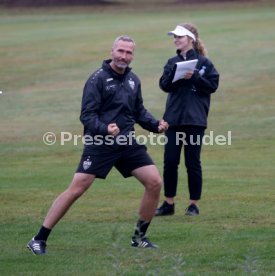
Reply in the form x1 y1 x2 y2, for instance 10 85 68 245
172 59 198 83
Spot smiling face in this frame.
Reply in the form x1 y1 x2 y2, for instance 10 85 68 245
173 35 194 55
110 39 135 74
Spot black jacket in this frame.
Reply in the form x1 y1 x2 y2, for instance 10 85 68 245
159 49 219 128
80 59 159 152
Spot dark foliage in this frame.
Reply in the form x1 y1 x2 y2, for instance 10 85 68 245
0 0 112 6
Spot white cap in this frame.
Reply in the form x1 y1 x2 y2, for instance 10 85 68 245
168 25 196 41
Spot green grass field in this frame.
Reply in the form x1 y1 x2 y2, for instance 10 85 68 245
1 1 275 275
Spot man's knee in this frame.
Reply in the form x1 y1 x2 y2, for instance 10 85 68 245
67 173 94 199
146 175 162 193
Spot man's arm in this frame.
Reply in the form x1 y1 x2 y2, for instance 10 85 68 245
79 78 108 135
134 83 168 133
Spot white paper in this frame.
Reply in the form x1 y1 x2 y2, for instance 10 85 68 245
172 59 198 83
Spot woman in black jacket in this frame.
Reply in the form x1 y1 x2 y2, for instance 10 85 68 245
155 23 219 216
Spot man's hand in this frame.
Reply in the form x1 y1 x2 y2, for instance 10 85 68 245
158 119 169 133
107 123 120 136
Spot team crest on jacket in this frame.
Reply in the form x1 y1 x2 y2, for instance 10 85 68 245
128 78 135 90
83 156 92 170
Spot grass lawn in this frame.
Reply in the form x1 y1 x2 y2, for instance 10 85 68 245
0 1 275 275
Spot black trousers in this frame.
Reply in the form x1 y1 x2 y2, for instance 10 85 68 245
163 125 205 200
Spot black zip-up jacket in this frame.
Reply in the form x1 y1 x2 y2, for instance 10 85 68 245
159 49 219 128
80 59 159 152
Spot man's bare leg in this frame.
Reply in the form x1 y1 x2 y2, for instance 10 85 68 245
130 165 162 248
43 173 96 229
27 173 96 254
132 165 162 221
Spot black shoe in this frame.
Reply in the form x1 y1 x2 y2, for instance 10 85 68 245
27 237 47 255
131 236 158 248
155 201 175 216
185 204 199 216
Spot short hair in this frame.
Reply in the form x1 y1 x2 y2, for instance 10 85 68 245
112 35 136 49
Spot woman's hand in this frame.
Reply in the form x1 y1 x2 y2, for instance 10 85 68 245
183 70 194 79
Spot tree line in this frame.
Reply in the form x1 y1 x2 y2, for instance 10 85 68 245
0 0 109 6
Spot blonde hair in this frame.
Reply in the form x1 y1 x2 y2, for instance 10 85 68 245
180 23 207 57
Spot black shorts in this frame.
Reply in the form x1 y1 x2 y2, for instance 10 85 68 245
76 145 154 179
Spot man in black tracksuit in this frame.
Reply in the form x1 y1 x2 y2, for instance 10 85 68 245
27 36 168 255
80 59 161 156
155 23 219 216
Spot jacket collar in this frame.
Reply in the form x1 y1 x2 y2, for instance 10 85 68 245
102 59 132 80
176 49 198 60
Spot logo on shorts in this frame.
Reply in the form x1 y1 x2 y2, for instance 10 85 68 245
83 156 92 170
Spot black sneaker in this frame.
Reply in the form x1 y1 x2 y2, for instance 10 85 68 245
27 237 47 255
155 201 175 216
131 236 158 248
185 204 199 216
